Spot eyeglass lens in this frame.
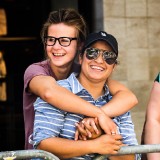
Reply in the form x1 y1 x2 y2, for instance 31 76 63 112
85 48 117 65
45 36 77 47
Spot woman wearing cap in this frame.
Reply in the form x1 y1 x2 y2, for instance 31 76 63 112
23 8 138 150
31 31 139 160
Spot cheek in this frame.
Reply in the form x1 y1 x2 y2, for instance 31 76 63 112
79 55 90 66
107 66 115 73
80 59 90 71
46 46 52 57
105 62 112 68
66 47 77 58
46 46 51 54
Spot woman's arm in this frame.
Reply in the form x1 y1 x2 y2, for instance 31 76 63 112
104 79 138 117
29 75 117 134
144 81 160 159
33 96 122 159
144 81 160 144
29 75 137 135
30 76 137 118
38 135 122 159
30 75 105 117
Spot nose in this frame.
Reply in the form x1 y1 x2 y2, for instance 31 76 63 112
52 39 61 49
94 53 104 63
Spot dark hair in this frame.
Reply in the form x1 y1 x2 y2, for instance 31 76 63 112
41 8 88 48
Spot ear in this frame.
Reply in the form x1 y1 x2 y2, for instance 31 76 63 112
112 63 117 71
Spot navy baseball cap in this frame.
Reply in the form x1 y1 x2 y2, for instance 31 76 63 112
82 31 118 56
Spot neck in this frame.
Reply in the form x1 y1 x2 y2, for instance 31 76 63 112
50 62 73 80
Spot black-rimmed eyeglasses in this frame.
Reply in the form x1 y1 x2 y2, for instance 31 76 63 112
44 36 77 47
85 47 117 65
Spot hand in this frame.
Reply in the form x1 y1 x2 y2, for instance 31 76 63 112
75 117 103 140
108 144 135 160
92 134 122 155
97 110 118 135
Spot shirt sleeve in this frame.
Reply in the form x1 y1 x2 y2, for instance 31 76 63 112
31 97 66 148
114 112 141 160
116 111 138 146
24 63 49 93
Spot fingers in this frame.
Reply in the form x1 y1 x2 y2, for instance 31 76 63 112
111 132 116 136
108 124 118 135
94 134 122 155
82 118 99 134
78 134 83 140
113 134 122 141
111 150 119 154
104 126 118 135
114 144 121 151
85 128 92 138
90 119 99 134
76 118 100 140
114 139 123 146
82 120 99 135
109 125 118 135
77 123 87 136
75 122 88 140
97 113 118 135
74 129 79 141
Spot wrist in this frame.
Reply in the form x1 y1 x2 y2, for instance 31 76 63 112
96 108 106 118
86 139 96 154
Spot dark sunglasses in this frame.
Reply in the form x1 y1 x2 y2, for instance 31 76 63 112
85 47 117 65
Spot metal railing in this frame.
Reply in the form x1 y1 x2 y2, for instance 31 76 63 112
1 144 160 160
0 150 60 160
94 144 160 160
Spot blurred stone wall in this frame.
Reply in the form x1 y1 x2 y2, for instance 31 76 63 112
103 0 160 143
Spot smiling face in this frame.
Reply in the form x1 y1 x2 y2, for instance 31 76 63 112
46 23 78 69
79 40 116 84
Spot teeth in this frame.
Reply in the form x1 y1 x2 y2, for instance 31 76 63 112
91 65 104 71
53 53 64 56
